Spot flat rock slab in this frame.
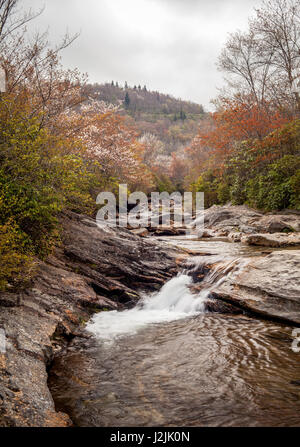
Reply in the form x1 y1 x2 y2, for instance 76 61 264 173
212 250 300 324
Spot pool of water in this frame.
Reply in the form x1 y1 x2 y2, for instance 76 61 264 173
48 238 300 427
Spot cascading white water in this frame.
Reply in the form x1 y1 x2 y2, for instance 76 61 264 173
86 257 246 343
86 274 202 343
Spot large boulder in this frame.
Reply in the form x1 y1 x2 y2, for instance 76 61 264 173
241 232 300 247
194 205 300 237
252 215 300 233
211 251 300 324
202 205 262 235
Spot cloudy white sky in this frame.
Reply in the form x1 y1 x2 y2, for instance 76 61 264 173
23 0 262 109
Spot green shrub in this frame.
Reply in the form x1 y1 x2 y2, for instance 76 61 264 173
191 170 219 208
217 182 231 204
0 221 35 291
245 156 300 210
0 97 113 289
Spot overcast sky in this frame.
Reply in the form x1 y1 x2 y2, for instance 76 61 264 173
23 0 262 110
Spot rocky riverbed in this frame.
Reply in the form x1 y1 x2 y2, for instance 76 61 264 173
0 205 300 426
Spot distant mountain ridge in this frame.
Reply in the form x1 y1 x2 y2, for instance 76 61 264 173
88 82 205 116
87 82 206 155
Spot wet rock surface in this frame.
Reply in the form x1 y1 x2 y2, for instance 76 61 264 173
0 211 180 426
209 250 300 325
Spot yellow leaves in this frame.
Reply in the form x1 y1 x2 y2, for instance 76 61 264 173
0 221 36 291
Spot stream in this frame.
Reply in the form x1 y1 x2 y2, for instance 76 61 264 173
48 237 300 427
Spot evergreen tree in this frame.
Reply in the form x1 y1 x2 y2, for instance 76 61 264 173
179 109 186 120
125 81 128 89
111 81 114 86
124 92 130 109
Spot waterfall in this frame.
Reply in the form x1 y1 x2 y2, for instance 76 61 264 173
86 258 244 343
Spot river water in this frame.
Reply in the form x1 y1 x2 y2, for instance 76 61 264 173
48 237 300 427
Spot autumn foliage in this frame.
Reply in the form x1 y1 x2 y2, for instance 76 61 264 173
186 99 289 172
186 106 300 209
184 0 300 210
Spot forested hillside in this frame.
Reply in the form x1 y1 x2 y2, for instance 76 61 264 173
87 82 206 154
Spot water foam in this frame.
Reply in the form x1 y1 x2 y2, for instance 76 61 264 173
86 274 207 343
86 258 245 343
